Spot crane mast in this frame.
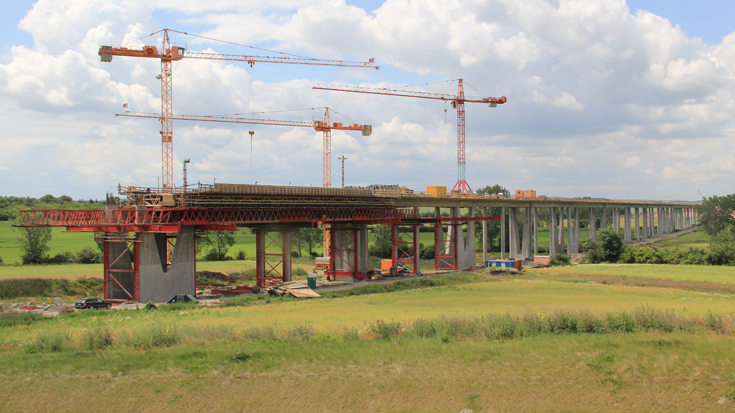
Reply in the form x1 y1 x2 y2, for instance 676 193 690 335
99 28 378 189
313 80 506 193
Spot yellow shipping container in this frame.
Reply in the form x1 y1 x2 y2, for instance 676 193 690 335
427 186 447 197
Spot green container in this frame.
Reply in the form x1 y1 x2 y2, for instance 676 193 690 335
307 275 317 289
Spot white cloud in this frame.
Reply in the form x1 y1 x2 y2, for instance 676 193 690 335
1 0 735 200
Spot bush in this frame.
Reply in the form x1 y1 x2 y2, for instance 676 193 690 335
25 330 68 353
598 228 624 262
0 255 4 265
293 267 308 277
82 325 114 350
550 253 571 266
76 246 103 264
236 250 247 261
580 240 604 263
48 251 75 264
123 323 180 349
368 319 402 339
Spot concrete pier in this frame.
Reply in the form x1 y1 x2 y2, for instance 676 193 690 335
138 226 196 303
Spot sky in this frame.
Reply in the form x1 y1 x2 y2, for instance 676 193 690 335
1 0 734 201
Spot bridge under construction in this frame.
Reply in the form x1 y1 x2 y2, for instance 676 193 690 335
18 183 698 303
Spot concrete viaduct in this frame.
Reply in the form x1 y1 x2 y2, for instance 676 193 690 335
394 197 699 264
18 184 698 303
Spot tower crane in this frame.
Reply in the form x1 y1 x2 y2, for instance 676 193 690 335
116 108 372 188
99 28 379 189
313 79 506 194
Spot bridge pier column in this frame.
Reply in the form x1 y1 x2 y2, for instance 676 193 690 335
500 207 506 260
522 208 532 260
613 208 620 234
623 208 631 242
642 208 648 241
559 208 565 253
327 225 370 281
482 207 488 264
635 208 640 241
566 207 572 254
509 207 520 258
589 207 597 243
533 208 538 257
549 207 557 256
600 207 607 230
137 226 196 303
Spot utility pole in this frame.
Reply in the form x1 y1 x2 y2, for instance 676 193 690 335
338 155 347 188
249 131 254 167
182 158 190 207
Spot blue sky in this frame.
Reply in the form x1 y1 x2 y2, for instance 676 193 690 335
1 1 734 201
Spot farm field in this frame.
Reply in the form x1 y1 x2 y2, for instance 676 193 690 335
1 271 735 411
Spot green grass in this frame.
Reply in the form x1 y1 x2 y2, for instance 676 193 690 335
528 264 735 285
641 230 711 250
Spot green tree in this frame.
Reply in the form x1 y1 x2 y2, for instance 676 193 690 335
707 229 735 265
699 195 735 237
302 227 323 256
369 225 393 258
197 231 236 261
16 226 53 264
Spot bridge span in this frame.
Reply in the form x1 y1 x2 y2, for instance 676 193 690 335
17 183 698 303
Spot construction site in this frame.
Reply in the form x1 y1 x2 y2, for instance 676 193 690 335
18 29 699 304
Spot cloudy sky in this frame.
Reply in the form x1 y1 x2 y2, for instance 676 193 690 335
1 0 734 201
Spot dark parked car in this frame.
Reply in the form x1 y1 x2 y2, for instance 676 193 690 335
75 297 112 310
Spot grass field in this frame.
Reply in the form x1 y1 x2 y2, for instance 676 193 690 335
1 271 735 411
528 264 734 285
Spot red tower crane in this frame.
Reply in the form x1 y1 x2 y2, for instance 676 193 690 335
116 108 372 188
313 80 506 194
99 29 379 189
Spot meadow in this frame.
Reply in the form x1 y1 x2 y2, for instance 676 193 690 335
0 270 734 411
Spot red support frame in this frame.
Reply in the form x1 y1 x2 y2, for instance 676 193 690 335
326 226 372 281
253 229 295 287
97 236 141 301
434 221 458 270
390 225 420 276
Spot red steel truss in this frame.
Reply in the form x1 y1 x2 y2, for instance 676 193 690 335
17 207 418 232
